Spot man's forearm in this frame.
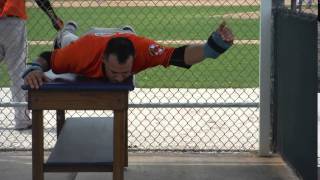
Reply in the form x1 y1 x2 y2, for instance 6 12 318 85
184 45 205 65
184 31 233 65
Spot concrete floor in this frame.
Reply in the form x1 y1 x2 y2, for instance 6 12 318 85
0 151 299 180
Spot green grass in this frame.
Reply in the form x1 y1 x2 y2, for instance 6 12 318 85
136 44 259 88
27 6 259 41
0 6 260 88
0 64 9 87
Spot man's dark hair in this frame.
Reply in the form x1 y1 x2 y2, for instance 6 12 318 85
104 37 135 64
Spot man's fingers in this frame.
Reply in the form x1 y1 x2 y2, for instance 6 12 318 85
223 30 233 39
30 76 40 89
25 73 43 89
219 21 226 30
217 21 233 40
24 71 46 89
224 35 234 44
25 78 34 89
219 26 234 44
27 77 37 89
35 74 44 87
26 77 35 89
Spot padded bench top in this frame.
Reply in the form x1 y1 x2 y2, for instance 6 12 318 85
22 73 134 91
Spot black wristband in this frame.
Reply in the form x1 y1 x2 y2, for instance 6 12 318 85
169 45 191 69
21 65 43 78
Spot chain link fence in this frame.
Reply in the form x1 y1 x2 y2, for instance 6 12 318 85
1 0 261 152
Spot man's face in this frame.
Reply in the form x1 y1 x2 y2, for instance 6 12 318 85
104 54 133 83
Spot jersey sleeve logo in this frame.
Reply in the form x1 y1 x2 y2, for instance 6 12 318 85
148 44 164 56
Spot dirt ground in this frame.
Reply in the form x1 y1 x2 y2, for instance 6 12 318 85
211 11 260 19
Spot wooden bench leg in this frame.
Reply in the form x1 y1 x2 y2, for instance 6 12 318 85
113 110 125 180
56 110 65 137
125 110 128 167
32 110 44 180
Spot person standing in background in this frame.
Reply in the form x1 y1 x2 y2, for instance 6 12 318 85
0 0 63 130
296 0 313 11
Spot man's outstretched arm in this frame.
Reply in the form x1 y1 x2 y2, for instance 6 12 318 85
170 22 234 67
34 0 64 30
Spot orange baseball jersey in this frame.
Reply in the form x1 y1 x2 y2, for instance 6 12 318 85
51 33 175 78
0 0 27 19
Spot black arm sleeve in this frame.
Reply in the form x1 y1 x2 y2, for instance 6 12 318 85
34 0 57 20
169 45 192 69
39 51 52 68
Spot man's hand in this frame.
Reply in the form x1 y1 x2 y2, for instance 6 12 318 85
216 21 234 45
24 70 51 89
51 17 64 31
203 21 234 59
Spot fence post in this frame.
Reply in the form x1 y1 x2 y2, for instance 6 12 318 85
272 0 284 7
291 0 297 10
259 0 273 156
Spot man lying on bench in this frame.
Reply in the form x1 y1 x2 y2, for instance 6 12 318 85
23 21 234 89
